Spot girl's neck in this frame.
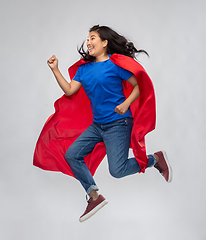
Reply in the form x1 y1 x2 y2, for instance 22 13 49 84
94 54 109 63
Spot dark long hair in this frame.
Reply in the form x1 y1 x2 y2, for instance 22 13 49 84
78 25 149 61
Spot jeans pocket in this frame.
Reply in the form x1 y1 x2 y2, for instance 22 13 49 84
116 117 133 127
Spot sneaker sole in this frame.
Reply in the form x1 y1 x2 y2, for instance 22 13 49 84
162 151 173 183
79 200 108 223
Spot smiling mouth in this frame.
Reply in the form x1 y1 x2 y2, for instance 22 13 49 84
88 47 94 52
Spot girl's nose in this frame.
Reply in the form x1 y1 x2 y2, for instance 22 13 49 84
87 38 91 45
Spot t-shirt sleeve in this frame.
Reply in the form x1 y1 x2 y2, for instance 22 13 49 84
73 67 81 83
117 66 133 80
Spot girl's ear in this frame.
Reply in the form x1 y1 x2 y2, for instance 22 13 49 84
103 39 108 48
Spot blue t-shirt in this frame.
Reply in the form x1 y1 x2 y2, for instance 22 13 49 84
73 57 133 124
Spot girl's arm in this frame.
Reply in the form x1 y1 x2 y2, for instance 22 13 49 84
47 55 82 96
115 75 140 115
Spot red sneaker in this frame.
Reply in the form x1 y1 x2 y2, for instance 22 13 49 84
154 151 172 182
79 194 108 222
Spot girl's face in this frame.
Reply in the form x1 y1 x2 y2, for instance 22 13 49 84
86 31 108 57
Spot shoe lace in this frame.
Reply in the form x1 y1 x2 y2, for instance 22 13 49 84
154 162 163 173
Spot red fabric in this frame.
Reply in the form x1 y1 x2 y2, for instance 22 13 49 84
33 54 156 176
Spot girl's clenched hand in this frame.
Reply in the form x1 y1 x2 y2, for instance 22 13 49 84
47 55 58 71
115 101 130 115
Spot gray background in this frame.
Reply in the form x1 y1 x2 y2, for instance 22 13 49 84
1 0 205 239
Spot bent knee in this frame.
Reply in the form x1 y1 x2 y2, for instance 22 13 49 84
109 168 123 179
65 147 77 162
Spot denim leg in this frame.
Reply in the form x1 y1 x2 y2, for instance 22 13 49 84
102 118 138 178
102 118 156 178
65 123 103 194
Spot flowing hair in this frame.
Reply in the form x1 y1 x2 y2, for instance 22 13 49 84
78 25 149 61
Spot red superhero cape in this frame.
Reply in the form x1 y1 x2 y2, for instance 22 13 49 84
33 53 156 177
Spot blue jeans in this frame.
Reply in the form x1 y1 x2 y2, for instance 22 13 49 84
65 117 156 195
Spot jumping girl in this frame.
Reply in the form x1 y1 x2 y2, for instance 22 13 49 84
34 25 172 222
